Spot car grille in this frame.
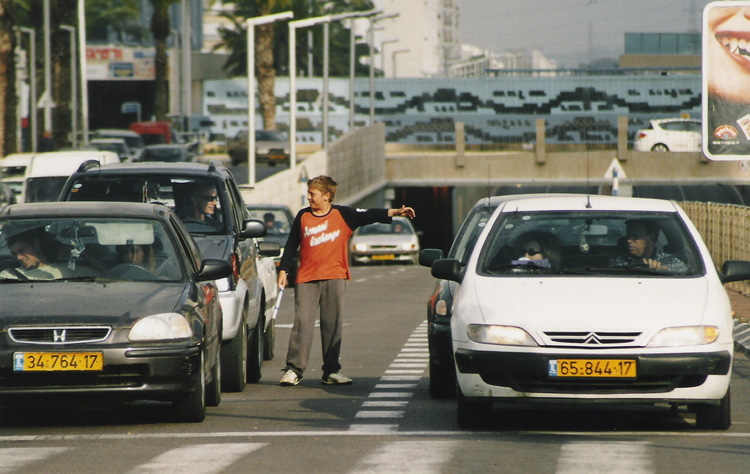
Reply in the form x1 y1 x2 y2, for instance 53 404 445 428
9 326 111 345
370 245 398 250
543 331 641 347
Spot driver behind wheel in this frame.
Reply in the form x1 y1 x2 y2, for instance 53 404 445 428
116 244 156 273
608 219 687 272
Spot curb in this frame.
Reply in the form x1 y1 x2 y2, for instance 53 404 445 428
734 319 750 358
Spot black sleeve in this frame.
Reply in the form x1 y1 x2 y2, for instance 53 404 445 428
278 208 306 273
336 205 391 231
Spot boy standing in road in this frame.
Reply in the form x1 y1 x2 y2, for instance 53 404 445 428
277 175 416 386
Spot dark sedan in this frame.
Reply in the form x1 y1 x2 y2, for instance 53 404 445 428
0 202 230 422
141 144 192 163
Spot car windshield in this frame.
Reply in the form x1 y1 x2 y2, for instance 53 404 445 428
0 217 184 282
477 210 704 277
143 148 184 162
249 208 292 235
64 176 226 235
256 131 286 141
357 219 414 236
24 177 69 203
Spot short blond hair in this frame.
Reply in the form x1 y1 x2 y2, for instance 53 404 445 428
308 175 337 202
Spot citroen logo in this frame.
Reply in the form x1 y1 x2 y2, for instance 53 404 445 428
583 333 602 345
53 329 67 343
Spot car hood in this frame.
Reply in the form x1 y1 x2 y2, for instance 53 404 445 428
466 276 714 334
193 235 232 261
0 282 186 326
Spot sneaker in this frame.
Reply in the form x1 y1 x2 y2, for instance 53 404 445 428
280 369 300 386
322 372 353 385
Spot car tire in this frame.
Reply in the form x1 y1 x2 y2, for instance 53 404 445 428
206 341 222 407
247 310 264 383
221 306 248 393
456 388 491 429
263 317 275 361
429 359 456 399
172 350 206 423
695 387 731 430
651 143 669 152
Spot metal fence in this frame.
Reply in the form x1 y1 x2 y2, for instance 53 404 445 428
681 202 750 295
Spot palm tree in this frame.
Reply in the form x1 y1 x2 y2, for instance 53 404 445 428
149 0 178 121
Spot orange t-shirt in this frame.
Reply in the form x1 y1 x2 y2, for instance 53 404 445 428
280 205 391 284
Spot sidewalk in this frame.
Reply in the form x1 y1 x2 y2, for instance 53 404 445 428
728 289 750 358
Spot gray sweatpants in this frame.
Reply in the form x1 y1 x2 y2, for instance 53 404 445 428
285 279 346 378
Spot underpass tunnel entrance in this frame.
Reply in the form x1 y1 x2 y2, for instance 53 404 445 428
391 186 454 255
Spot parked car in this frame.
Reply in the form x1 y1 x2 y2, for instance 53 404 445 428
633 118 701 152
349 216 420 265
59 161 280 392
0 202 230 422
228 130 290 167
91 129 146 162
142 144 192 163
0 153 34 203
431 194 750 430
88 138 131 162
247 204 298 287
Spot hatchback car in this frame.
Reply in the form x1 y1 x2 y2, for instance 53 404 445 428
247 204 298 287
228 130 290 167
349 216 420 265
431 194 750 430
59 161 279 393
0 202 231 422
633 118 701 152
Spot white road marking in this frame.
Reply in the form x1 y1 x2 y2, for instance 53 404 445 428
384 370 425 375
348 440 460 473
355 411 405 419
368 392 414 398
0 447 69 474
125 443 266 474
556 441 653 474
348 424 399 433
362 401 410 407
374 383 418 389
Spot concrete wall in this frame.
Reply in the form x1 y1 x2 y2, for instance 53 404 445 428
238 124 387 213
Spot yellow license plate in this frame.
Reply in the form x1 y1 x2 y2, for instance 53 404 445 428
549 359 636 378
372 254 395 261
13 352 103 372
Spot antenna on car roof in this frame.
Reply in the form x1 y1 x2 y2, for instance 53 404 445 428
585 150 592 208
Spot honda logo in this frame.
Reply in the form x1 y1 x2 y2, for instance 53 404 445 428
53 329 66 343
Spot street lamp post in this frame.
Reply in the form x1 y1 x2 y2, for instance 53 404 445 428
170 30 181 119
392 48 409 78
78 0 89 145
367 13 398 124
380 38 397 75
19 27 37 152
43 0 52 133
60 25 77 148
246 11 294 188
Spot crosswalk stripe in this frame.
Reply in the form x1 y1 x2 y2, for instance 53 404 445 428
125 443 267 474
348 440 460 473
556 441 653 474
0 447 69 474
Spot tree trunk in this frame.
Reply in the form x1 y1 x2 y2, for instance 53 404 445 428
52 0 76 148
0 0 17 155
255 22 277 131
151 1 170 122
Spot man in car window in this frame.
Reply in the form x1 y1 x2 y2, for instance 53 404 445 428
0 228 69 280
609 219 688 273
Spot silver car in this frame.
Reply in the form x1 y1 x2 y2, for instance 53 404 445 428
349 216 420 265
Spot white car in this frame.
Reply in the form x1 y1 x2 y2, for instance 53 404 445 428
633 118 701 152
432 194 750 430
349 216 420 265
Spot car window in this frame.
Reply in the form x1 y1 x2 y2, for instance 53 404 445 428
249 208 293 234
449 205 496 263
25 176 69 203
0 216 184 282
64 175 226 235
357 220 414 235
477 210 704 277
660 121 684 131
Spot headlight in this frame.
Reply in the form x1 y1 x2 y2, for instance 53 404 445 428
353 243 367 251
129 313 193 341
647 326 719 347
467 324 538 346
401 242 416 250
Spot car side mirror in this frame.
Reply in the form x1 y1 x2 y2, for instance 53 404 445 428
419 248 444 267
431 258 463 283
720 260 750 284
197 258 232 281
239 219 267 240
258 241 281 257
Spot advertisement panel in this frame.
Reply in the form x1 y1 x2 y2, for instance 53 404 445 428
703 1 750 160
85 46 158 81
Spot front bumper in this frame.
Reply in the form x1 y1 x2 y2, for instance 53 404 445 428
351 251 417 264
0 344 202 401
455 348 732 401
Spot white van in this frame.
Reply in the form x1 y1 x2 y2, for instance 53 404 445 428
23 151 120 203
0 153 35 203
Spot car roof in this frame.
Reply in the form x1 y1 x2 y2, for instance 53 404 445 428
492 193 681 213
651 118 700 124
94 129 141 136
71 161 228 177
0 201 172 220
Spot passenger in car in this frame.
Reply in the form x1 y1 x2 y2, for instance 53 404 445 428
608 219 688 272
513 230 561 268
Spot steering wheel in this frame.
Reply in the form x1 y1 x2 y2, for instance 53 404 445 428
103 263 155 280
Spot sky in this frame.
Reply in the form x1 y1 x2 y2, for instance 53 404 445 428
460 0 717 67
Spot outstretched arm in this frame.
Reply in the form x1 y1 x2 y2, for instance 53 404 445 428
388 205 416 219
